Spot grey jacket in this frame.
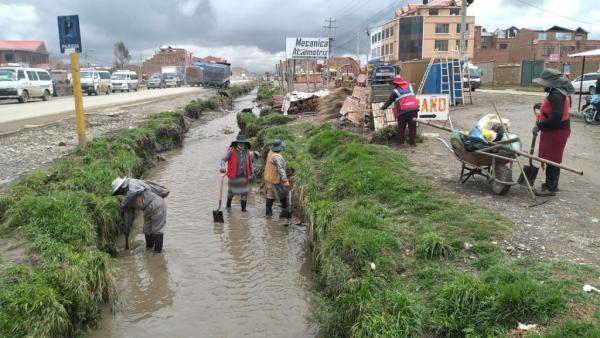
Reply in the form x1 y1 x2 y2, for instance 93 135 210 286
271 153 288 182
121 178 167 235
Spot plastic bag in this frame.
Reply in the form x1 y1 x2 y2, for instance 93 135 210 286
143 180 170 198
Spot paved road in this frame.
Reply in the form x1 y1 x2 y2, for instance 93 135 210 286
0 87 209 134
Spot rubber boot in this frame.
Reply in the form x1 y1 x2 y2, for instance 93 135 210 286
279 198 291 219
241 200 247 212
266 199 274 216
536 165 558 196
226 197 232 209
145 234 154 249
153 233 164 253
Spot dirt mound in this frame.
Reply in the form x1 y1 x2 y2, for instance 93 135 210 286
317 87 351 121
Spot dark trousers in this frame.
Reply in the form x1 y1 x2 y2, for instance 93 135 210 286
397 111 418 145
544 165 561 192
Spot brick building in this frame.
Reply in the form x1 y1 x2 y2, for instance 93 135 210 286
141 46 192 76
0 40 49 66
475 25 600 65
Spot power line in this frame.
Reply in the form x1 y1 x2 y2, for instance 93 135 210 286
514 0 595 25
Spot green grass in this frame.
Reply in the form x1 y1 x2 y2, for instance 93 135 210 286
0 88 246 337
247 117 600 337
184 83 255 118
236 111 295 138
256 82 279 102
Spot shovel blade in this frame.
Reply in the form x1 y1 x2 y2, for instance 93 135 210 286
213 210 224 223
518 165 539 186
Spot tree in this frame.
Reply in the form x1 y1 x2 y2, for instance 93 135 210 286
113 42 131 69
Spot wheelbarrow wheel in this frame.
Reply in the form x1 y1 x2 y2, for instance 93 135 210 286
491 164 512 195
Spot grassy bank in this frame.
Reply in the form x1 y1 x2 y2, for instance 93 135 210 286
256 82 279 103
184 83 255 119
0 84 254 337
246 118 600 337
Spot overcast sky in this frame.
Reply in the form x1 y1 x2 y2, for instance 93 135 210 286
0 0 598 72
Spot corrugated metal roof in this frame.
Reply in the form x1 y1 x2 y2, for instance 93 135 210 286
0 40 45 51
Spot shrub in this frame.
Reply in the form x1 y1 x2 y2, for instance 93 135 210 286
351 289 422 338
431 275 496 336
416 233 454 259
532 321 600 338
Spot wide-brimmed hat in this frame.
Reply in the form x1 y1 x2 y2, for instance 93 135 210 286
533 69 563 88
111 177 128 195
271 139 286 152
231 134 251 148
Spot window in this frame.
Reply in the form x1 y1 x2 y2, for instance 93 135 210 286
575 34 584 41
543 46 555 55
4 53 15 62
429 8 439 15
560 46 575 55
37 71 51 81
456 40 468 49
435 24 449 34
26 71 39 81
556 32 571 40
132 74 138 80
450 8 460 15
456 23 469 33
17 70 26 80
583 74 600 81
537 32 547 41
499 43 508 49
434 40 448 51
372 35 375 44
390 27 394 36
100 72 111 79
385 28 390 39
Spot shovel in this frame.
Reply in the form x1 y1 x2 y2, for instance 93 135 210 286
518 133 539 186
213 176 225 223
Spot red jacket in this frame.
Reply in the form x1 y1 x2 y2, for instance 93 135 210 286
226 147 252 179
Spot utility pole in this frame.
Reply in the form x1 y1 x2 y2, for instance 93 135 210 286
356 28 360 66
323 17 337 88
460 0 468 60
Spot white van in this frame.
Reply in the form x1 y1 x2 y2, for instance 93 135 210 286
80 69 112 95
571 72 600 94
0 67 53 103
111 70 139 92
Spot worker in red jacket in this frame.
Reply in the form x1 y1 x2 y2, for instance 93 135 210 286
381 76 420 146
220 134 254 211
532 69 574 196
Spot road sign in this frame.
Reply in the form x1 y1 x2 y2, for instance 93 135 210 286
549 53 559 62
463 30 471 39
57 15 82 53
417 94 449 121
372 94 450 130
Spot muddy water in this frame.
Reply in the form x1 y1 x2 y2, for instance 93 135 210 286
89 94 316 337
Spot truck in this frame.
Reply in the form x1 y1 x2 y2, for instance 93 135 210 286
193 61 231 88
464 64 481 91
185 66 203 87
161 65 184 87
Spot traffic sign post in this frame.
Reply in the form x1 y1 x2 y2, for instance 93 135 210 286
58 15 86 147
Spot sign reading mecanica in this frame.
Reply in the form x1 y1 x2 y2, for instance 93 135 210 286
286 37 330 59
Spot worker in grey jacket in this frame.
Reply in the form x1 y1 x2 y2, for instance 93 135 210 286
111 177 167 252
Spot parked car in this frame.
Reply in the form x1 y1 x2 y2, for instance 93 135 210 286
80 69 112 95
111 70 139 92
572 72 600 94
0 66 53 103
147 73 166 89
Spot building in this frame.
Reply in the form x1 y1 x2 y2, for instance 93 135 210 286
368 25 383 61
474 25 600 65
395 0 475 61
368 0 475 64
141 46 192 76
0 40 49 66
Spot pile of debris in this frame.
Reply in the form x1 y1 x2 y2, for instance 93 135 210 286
282 90 329 115
271 95 284 111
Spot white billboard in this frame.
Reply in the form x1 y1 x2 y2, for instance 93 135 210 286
286 37 330 59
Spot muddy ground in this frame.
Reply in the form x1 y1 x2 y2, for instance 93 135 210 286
0 90 215 185
401 90 600 268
